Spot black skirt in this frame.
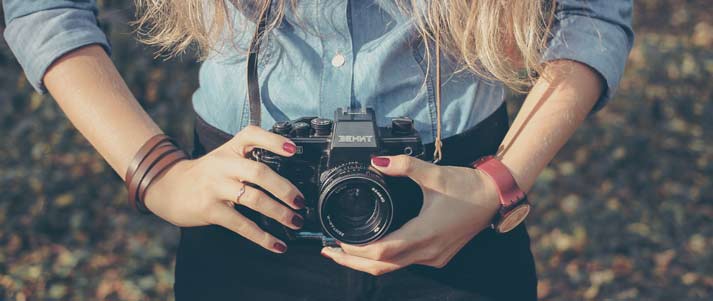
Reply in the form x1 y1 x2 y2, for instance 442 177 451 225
174 104 537 301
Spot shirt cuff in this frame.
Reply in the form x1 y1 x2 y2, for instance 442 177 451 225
3 8 111 94
542 14 633 113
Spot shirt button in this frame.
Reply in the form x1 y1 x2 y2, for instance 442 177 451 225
331 53 346 67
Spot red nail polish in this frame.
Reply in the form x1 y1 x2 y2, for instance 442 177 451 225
292 215 304 228
283 143 297 154
273 242 287 253
372 157 390 167
294 196 305 209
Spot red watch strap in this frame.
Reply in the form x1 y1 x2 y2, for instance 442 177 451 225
472 156 526 208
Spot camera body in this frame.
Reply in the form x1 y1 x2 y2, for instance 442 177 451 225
251 108 424 246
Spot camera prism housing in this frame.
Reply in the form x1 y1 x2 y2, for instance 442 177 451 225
251 108 424 246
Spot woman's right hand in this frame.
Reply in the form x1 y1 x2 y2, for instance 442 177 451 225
143 125 305 253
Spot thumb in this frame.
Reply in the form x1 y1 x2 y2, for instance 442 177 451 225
370 155 437 184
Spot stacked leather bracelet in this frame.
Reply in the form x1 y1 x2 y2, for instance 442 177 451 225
125 134 188 214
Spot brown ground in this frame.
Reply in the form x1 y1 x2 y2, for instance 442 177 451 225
1 1 711 300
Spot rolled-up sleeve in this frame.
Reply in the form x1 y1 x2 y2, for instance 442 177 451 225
2 0 111 94
542 0 634 112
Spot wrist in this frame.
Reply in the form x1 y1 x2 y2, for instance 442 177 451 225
143 159 189 211
498 155 532 193
124 134 187 213
472 156 531 233
473 169 502 214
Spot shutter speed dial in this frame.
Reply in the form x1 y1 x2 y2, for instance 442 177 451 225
311 118 334 136
293 122 311 137
272 121 293 136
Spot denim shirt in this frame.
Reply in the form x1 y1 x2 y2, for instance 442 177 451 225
3 0 633 143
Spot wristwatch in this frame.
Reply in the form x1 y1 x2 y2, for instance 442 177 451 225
472 155 531 233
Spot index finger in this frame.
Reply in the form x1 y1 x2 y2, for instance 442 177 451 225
339 218 422 261
321 247 407 276
223 125 297 157
370 155 439 185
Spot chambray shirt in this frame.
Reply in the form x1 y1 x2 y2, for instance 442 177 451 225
3 0 633 143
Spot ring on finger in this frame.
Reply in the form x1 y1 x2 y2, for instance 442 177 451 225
233 182 247 205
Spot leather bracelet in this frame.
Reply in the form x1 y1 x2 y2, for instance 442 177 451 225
127 143 176 211
136 151 188 213
125 133 186 214
124 134 173 186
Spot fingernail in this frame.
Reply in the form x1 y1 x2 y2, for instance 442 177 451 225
372 157 390 167
273 242 287 253
292 215 304 228
283 142 297 154
294 196 305 209
320 250 330 258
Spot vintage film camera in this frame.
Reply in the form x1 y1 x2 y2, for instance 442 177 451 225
251 108 424 246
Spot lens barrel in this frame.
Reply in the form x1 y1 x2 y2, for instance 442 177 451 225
318 162 393 244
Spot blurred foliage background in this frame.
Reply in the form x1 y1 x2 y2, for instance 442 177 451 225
0 0 711 300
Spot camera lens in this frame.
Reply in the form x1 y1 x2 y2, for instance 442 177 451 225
318 162 392 245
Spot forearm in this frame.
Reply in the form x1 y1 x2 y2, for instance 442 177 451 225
498 60 604 193
43 44 162 179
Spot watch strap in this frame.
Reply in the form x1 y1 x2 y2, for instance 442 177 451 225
472 155 526 208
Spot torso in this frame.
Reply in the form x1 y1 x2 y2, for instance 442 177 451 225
192 0 505 143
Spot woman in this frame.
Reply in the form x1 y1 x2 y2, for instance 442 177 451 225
3 0 633 300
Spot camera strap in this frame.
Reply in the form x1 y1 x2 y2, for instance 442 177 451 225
432 20 443 163
245 0 444 163
246 0 273 127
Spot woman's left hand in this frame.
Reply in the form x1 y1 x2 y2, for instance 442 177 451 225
320 155 502 275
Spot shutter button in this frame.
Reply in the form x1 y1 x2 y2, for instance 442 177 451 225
331 53 346 67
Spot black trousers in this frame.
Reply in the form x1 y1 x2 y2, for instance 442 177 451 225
175 105 537 301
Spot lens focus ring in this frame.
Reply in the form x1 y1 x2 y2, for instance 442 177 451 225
318 162 393 245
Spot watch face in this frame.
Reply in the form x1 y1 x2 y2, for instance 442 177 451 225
496 204 531 233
